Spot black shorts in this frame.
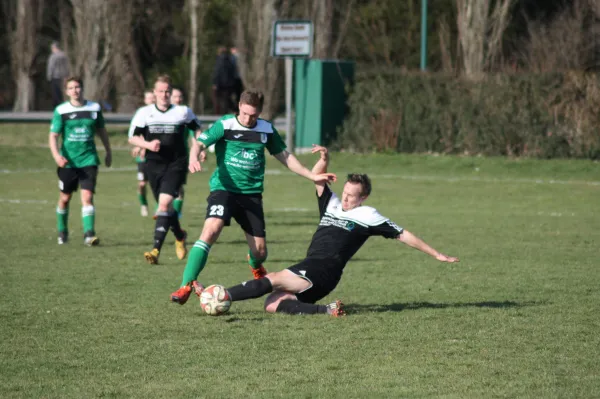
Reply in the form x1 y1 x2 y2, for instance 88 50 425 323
57 166 98 194
145 161 186 201
206 190 265 237
287 258 343 304
136 162 148 182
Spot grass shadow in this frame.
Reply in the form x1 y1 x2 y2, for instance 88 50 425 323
346 300 545 313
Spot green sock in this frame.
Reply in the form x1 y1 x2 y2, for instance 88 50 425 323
173 198 183 216
82 205 95 234
138 193 148 206
248 250 266 269
56 206 69 233
181 240 211 286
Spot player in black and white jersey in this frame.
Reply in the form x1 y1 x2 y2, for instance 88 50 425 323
128 75 204 264
203 145 459 316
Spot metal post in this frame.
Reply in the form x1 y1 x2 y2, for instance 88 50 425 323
285 57 294 153
420 0 428 71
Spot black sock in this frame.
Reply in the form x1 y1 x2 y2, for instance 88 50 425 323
169 212 185 240
153 214 170 251
227 278 273 301
276 300 328 315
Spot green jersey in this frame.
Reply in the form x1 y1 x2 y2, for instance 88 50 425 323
50 101 105 168
197 115 286 194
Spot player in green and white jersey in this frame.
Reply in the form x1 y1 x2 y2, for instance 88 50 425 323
171 89 337 305
132 90 156 217
170 87 197 219
49 76 112 246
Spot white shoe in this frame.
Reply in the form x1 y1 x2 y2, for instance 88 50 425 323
141 205 149 217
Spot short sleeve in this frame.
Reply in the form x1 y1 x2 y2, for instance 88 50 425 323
266 126 286 155
50 109 63 134
96 110 105 129
184 107 201 131
197 119 224 147
128 108 146 138
316 184 334 218
369 218 404 239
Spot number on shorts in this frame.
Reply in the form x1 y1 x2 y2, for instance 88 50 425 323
209 205 224 216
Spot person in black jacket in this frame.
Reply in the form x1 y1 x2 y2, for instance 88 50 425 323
212 46 237 114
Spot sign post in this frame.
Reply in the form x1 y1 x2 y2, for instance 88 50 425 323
272 20 313 153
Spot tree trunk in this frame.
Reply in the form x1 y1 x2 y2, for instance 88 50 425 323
107 0 144 112
234 0 290 119
188 0 201 110
70 0 112 103
455 0 514 78
11 0 44 111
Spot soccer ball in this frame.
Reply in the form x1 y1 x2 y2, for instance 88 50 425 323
200 284 231 316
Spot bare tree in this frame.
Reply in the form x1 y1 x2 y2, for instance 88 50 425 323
70 0 112 102
523 0 596 72
107 0 145 112
455 0 514 79
10 0 44 111
188 0 206 111
234 0 289 119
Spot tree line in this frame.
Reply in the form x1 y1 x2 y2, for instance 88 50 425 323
1 0 598 118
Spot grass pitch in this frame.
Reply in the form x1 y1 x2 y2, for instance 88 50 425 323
0 124 599 398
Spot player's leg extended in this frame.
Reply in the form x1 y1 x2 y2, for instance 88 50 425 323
137 166 149 217
56 191 72 244
237 194 268 279
171 218 224 304
246 234 268 279
79 166 99 246
173 185 184 218
148 193 177 259
80 189 99 246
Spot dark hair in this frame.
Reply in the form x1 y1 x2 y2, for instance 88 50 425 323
239 89 264 111
346 173 372 197
64 76 83 89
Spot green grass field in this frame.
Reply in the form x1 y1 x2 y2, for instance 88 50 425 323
1 124 599 398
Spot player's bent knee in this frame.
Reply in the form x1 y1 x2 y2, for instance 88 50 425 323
251 247 268 261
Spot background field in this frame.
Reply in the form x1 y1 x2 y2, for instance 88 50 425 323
1 125 599 398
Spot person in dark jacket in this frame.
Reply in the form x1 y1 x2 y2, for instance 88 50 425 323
211 46 237 114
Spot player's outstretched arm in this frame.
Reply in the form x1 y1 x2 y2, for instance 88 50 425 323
311 144 330 196
273 150 336 184
397 230 459 263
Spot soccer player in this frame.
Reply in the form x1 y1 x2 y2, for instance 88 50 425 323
128 75 203 264
49 76 112 245
169 87 197 219
170 89 337 304
202 145 459 316
132 90 155 217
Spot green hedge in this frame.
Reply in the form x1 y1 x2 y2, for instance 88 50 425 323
338 70 600 159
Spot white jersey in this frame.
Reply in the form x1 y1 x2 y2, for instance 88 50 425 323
128 104 201 164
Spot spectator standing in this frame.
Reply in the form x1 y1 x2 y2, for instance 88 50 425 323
211 46 237 114
47 42 70 108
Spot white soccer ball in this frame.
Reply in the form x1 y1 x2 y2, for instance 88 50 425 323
200 284 231 316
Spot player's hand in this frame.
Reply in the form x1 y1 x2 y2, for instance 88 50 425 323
189 160 202 173
311 144 328 159
436 253 459 263
105 151 112 168
131 146 141 157
54 155 68 168
313 173 337 184
199 149 207 162
148 139 161 152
